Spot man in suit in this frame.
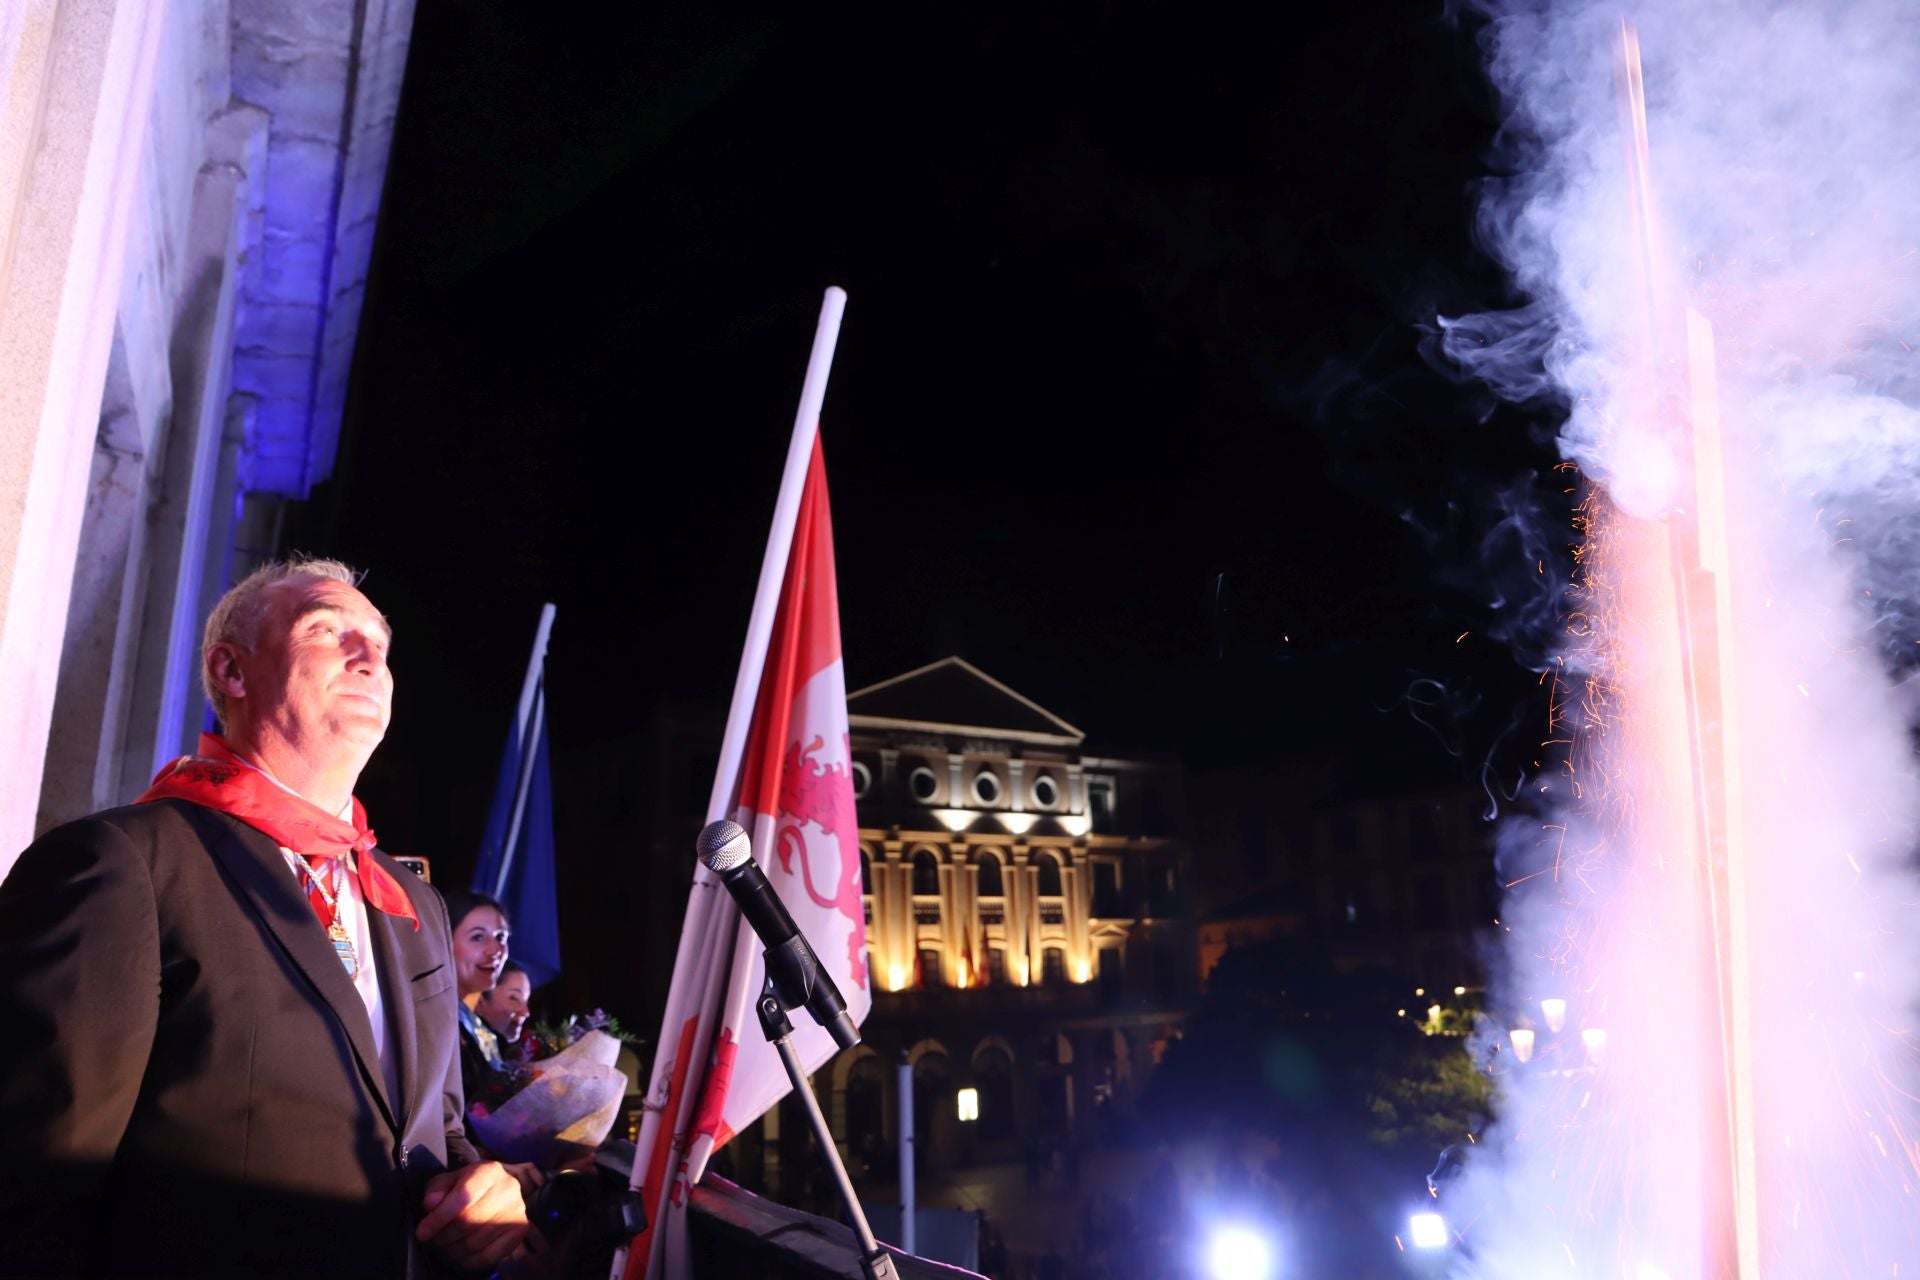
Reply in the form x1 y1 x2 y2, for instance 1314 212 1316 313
0 558 528 1277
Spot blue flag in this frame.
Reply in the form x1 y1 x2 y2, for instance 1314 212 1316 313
472 609 561 988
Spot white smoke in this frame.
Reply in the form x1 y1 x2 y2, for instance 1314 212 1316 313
1444 1 1920 1274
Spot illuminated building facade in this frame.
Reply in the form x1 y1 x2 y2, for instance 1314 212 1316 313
810 658 1195 1177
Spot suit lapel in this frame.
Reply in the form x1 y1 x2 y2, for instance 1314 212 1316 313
363 851 421 1133
192 807 400 1134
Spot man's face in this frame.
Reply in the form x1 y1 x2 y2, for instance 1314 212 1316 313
228 576 393 758
479 970 532 1042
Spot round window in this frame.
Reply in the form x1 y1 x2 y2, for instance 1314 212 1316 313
851 761 871 799
1031 775 1058 808
909 766 938 802
972 771 1001 805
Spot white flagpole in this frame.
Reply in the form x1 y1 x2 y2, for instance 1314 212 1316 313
490 603 556 900
702 285 846 825
621 288 849 1280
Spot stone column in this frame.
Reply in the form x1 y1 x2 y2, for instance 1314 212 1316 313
1064 848 1094 979
951 850 979 985
106 103 268 800
879 835 905 992
0 0 170 868
1003 847 1032 986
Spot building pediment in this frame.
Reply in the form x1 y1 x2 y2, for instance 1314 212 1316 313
847 657 1084 747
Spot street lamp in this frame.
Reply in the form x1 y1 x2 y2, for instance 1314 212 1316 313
1508 1028 1536 1064
1581 1027 1608 1064
1539 997 1567 1033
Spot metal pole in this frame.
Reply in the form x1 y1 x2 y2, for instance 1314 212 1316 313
756 986 897 1280
898 1054 915 1258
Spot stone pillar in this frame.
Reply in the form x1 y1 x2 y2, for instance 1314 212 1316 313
1007 758 1024 812
115 104 266 787
946 751 964 806
879 836 906 992
0 0 170 868
949 849 979 986
37 339 150 829
1003 847 1032 986
1064 849 1093 979
193 393 257 664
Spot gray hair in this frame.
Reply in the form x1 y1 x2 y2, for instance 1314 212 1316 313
201 556 362 725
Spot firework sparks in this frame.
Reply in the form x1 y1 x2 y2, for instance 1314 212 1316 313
1445 3 1920 1275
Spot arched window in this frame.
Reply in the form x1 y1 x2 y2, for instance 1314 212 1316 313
973 1046 1015 1142
912 850 940 896
859 849 874 895
986 946 1008 986
912 1051 954 1168
918 947 945 989
1036 852 1063 898
845 1055 886 1158
1042 946 1066 985
976 852 1003 898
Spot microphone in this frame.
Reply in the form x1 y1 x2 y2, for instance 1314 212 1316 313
698 819 859 1050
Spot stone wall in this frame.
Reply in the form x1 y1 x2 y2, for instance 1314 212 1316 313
0 0 416 870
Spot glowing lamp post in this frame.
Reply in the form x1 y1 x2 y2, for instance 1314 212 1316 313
1509 1027 1537 1064
1539 997 1567 1034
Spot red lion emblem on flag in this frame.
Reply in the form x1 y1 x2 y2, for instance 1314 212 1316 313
774 734 867 989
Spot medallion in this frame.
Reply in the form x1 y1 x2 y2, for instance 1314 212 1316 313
327 918 358 979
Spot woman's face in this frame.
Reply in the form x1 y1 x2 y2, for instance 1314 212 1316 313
453 906 510 997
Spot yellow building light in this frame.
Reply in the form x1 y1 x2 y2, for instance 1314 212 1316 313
930 809 975 833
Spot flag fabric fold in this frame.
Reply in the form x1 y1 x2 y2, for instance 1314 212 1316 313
473 607 561 989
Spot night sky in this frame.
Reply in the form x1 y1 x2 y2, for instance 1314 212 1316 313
292 3 1569 884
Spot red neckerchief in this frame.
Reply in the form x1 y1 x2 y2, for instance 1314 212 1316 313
138 733 419 930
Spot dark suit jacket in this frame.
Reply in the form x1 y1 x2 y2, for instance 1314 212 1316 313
0 799 478 1278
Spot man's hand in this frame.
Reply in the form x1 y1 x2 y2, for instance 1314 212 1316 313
417 1161 530 1272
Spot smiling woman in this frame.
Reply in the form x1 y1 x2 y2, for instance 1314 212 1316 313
445 889 512 999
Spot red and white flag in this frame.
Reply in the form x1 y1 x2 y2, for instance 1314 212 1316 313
624 289 870 1280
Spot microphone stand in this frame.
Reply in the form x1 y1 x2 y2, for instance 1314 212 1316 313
754 958 899 1280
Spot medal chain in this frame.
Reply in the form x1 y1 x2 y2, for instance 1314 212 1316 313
289 851 358 975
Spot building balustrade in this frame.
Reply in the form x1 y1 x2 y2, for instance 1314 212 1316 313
871 974 1178 1017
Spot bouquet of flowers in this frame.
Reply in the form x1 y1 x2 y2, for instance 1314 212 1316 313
519 1007 641 1062
468 1028 628 1166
